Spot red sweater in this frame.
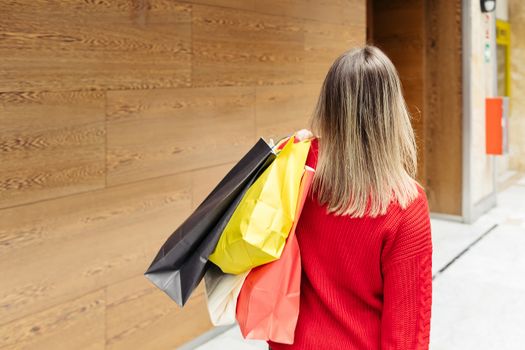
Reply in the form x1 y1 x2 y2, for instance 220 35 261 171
268 137 432 350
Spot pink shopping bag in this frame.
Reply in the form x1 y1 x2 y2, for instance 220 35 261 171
236 165 314 344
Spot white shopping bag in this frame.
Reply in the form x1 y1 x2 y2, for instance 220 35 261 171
204 263 250 326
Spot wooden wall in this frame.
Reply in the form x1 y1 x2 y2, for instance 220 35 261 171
371 0 463 216
0 1 365 349
424 0 463 215
372 0 427 182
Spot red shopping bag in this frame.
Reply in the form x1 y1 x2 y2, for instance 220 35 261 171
236 165 314 344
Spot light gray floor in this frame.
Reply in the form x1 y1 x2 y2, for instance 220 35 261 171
185 178 525 350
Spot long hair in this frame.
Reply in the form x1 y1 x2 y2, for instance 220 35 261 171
310 45 419 218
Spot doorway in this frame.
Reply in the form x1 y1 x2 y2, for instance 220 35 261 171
367 0 464 217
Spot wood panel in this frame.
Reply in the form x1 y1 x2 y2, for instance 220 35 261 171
182 0 255 10
402 77 425 175
0 0 367 348
192 4 305 87
0 91 106 209
106 87 256 186
106 276 211 350
372 0 426 184
0 172 191 325
0 1 191 92
304 20 365 83
0 289 105 350
371 0 463 215
255 84 320 142
256 0 366 25
192 162 236 209
424 0 463 215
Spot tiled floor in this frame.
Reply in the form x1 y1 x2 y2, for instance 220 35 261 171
184 178 525 350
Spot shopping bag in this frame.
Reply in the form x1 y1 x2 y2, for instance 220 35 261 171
208 136 311 274
236 165 314 344
204 263 250 326
144 138 275 306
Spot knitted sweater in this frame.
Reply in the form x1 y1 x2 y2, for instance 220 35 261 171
268 137 432 350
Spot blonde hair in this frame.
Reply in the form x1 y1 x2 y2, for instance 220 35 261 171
310 45 419 218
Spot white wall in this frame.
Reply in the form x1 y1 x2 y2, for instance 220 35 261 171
496 0 509 20
467 0 498 207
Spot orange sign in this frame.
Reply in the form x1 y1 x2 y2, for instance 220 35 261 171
486 97 503 155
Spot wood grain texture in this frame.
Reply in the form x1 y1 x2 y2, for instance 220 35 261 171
106 276 211 350
106 87 256 186
0 172 191 325
372 1 425 91
0 0 368 347
304 20 365 83
424 0 463 215
0 1 191 92
191 162 236 209
0 91 106 209
181 0 255 11
372 0 426 184
402 77 425 183
192 4 304 87
0 289 105 350
256 0 366 25
256 84 320 142
372 0 464 215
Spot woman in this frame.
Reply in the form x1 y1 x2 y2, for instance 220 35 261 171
269 46 432 349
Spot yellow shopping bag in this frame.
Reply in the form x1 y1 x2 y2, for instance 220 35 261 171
209 135 311 274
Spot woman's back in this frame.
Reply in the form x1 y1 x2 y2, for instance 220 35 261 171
268 138 432 350
269 45 432 349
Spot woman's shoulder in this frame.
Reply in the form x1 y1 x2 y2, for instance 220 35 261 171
409 182 429 210
385 181 429 220
393 182 431 235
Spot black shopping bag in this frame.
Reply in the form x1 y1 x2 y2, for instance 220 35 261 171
144 138 275 306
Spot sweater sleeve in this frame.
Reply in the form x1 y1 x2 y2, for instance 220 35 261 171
380 188 433 350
